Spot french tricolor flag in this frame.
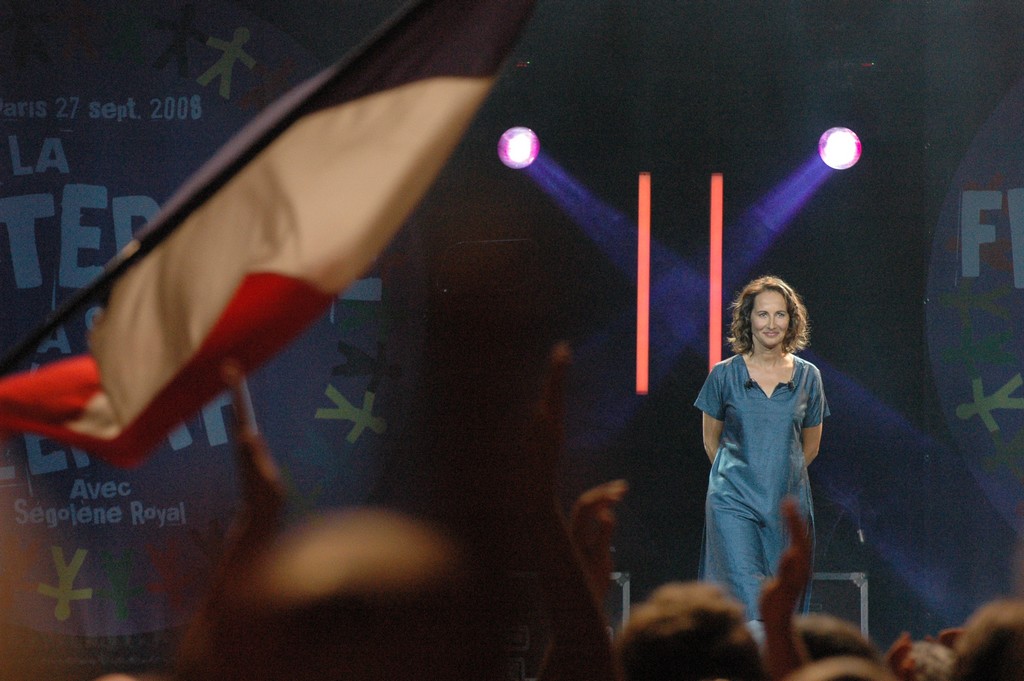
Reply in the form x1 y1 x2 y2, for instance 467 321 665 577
0 0 536 467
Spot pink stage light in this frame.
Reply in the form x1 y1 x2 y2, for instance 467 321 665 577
498 126 540 168
818 127 862 169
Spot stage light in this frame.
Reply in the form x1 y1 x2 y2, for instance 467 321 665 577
818 127 862 169
498 126 539 169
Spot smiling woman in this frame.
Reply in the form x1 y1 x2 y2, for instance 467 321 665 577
693 275 829 635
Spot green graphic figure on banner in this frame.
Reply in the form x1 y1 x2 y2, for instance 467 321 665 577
956 374 1024 432
940 281 1012 324
96 549 146 620
316 385 387 443
152 5 207 77
198 27 255 99
941 329 1015 368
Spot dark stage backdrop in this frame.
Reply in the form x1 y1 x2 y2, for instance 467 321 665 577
2 0 1024 675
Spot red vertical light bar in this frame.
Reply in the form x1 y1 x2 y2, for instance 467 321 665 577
637 172 651 395
709 173 724 372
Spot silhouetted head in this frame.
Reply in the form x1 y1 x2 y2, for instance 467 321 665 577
179 508 493 681
785 656 898 681
953 598 1024 681
796 613 883 664
615 581 766 681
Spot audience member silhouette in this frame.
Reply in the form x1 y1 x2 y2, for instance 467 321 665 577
904 640 955 681
614 580 767 681
951 598 1024 681
797 613 883 665
784 656 899 681
885 632 956 681
175 349 615 681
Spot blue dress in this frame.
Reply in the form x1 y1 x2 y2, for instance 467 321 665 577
694 354 829 621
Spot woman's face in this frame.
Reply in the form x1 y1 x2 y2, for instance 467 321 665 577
749 289 789 352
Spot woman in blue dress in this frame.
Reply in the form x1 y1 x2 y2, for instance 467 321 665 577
694 275 828 632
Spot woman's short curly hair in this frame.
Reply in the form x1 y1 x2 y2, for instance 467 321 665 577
728 275 810 355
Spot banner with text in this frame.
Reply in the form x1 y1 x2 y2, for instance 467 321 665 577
0 0 419 656
928 73 1024 538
